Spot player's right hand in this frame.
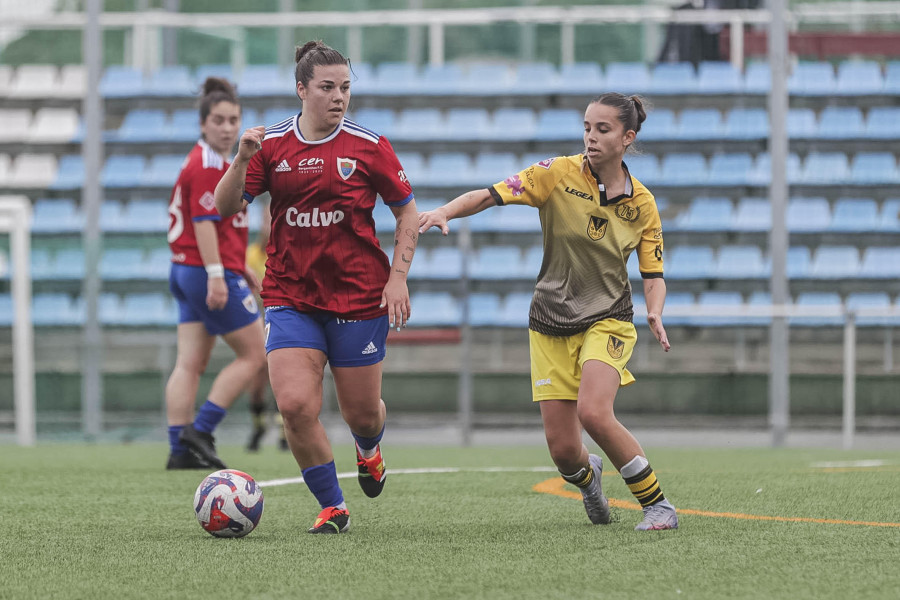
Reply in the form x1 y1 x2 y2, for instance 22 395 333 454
206 277 228 311
237 126 266 161
418 208 450 236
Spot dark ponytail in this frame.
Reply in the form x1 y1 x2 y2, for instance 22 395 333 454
294 40 349 86
589 92 649 134
199 76 239 123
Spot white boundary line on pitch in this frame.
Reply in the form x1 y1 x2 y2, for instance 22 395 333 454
257 466 557 488
810 459 890 469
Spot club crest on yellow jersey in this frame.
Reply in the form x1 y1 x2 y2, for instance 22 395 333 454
587 216 608 241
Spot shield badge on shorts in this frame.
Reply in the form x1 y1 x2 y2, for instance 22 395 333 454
607 335 625 359
337 157 357 181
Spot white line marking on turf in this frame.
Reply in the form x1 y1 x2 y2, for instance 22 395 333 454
257 466 557 488
810 459 889 469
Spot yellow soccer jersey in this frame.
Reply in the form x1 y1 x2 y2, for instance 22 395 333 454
488 154 664 337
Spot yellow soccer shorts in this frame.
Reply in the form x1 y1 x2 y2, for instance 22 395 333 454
529 318 637 402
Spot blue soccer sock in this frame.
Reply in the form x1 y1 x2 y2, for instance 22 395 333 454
302 461 345 509
193 399 227 434
168 425 186 454
353 424 385 458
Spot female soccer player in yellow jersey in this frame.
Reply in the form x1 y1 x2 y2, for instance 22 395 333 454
418 93 677 531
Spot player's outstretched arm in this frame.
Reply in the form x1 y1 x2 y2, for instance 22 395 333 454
643 277 670 352
216 126 266 217
418 188 495 236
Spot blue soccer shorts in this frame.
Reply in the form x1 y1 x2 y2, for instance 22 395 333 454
169 263 260 335
264 306 388 367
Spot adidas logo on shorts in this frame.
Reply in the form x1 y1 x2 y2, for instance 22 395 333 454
275 159 291 173
361 341 378 355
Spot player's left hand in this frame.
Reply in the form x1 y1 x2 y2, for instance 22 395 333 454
380 277 410 331
647 313 670 352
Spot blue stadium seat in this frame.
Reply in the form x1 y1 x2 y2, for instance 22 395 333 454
604 62 651 93
498 292 532 328
241 108 260 128
708 153 753 186
723 108 768 140
467 292 502 327
859 247 900 279
651 62 697 94
32 293 79 327
693 291 745 327
31 198 82 233
372 62 419 95
419 63 463 95
535 109 581 141
733 197 770 232
100 248 146 280
238 64 293 97
787 197 830 232
715 245 766 279
348 62 376 94
639 108 676 141
676 109 723 140
661 292 695 327
145 247 171 280
850 152 898 185
99 66 143 98
660 153 707 186
461 63 512 95
835 61 883 96
101 155 146 188
426 152 473 187
168 109 202 142
787 108 818 138
146 66 193 97
512 62 559 94
746 291 773 326
489 108 536 141
120 293 174 326
262 106 298 126
30 248 53 280
49 155 84 190
743 62 770 94
884 61 900 94
816 106 864 139
810 246 860 279
792 292 843 327
117 109 167 142
625 154 660 185
829 197 879 232
846 292 896 327
787 246 811 278
493 203 540 233
409 292 460 326
880 199 900 231
121 199 169 233
99 200 125 231
97 293 123 326
444 108 490 141
372 202 395 234
194 64 234 86
522 246 542 277
394 108 444 141
788 62 836 96
396 152 426 185
664 246 715 279
469 246 523 280
472 152 518 186
424 247 463 279
557 62 603 94
864 107 900 140
142 154 185 187
673 197 733 231
800 152 849 185
751 152 802 185
51 248 85 280
697 62 742 94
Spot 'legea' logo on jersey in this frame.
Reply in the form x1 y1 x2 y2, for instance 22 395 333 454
285 207 345 227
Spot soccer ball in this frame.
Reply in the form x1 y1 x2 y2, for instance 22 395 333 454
193 469 264 538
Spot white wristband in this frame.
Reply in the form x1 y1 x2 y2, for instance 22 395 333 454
205 264 225 279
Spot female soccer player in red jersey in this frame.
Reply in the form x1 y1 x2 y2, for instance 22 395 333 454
215 41 419 534
165 77 267 470
419 93 678 531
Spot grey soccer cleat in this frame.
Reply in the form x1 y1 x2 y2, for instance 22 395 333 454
635 498 679 531
581 454 612 525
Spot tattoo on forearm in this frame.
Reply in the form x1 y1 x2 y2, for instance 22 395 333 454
404 228 419 245
401 254 411 264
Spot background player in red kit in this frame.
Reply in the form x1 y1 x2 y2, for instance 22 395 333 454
215 41 419 534
166 77 267 470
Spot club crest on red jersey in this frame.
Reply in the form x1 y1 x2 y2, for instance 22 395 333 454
337 157 357 180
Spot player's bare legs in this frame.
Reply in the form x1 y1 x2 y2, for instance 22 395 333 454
209 318 267 410
166 322 216 425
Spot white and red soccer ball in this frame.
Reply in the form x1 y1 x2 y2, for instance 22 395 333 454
193 469 264 538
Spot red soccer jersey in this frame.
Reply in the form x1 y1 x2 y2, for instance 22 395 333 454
168 140 250 272
243 114 414 319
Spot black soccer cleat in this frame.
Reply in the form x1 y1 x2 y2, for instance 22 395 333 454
165 451 211 470
307 506 350 534
179 424 227 470
356 444 386 498
246 426 266 452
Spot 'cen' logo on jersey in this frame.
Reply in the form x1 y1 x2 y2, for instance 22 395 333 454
298 157 325 173
607 335 625 359
285 207 345 227
337 157 357 180
565 186 593 202
587 216 608 241
614 203 640 222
